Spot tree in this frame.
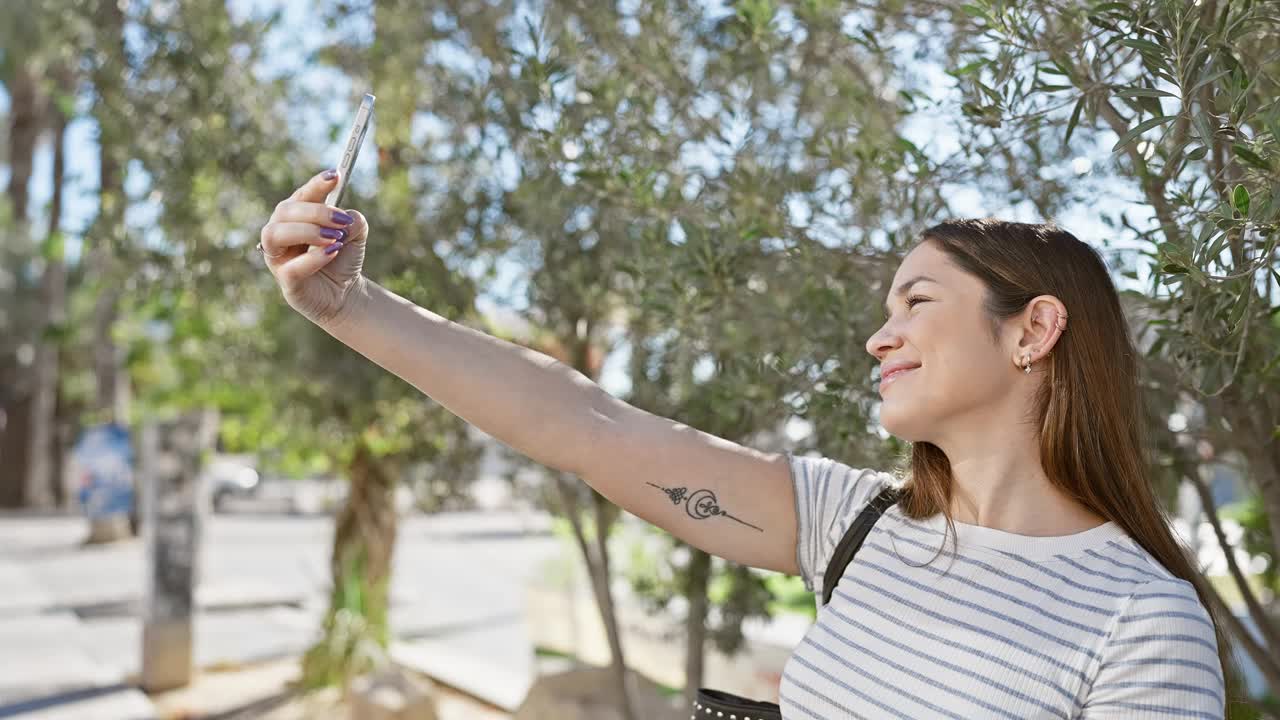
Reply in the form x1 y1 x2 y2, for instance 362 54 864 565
0 0 54 508
105 0 489 688
84 0 130 430
24 57 74 511
296 0 492 688
0 0 489 687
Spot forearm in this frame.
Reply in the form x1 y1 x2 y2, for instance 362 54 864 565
318 278 616 475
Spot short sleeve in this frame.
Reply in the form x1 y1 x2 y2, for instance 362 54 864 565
787 452 893 596
1080 579 1225 719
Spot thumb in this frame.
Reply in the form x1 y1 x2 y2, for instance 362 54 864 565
315 208 368 282
342 209 368 247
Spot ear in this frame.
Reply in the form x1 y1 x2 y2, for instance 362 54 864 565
1011 295 1068 367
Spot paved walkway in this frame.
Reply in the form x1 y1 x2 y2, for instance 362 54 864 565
0 686 157 720
0 511 558 719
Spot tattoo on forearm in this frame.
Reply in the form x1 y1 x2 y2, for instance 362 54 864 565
646 482 764 532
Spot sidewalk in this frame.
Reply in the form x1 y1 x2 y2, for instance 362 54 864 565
0 686 158 720
0 604 528 720
147 657 512 720
0 510 559 719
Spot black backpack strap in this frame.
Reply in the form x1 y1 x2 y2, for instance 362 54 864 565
820 484 903 607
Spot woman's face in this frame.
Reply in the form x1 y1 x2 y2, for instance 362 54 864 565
864 241 1014 443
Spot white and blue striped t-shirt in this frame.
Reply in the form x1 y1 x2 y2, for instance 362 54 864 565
780 454 1224 719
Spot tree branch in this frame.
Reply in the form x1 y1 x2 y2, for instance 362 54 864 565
1187 465 1280 656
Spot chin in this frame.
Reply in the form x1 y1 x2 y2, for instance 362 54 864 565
878 402 930 442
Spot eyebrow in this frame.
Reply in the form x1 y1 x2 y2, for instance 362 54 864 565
882 274 938 317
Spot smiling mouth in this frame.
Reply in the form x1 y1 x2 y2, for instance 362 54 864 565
880 367 919 390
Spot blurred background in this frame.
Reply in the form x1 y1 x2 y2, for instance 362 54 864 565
0 0 1277 718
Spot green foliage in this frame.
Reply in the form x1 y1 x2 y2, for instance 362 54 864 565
939 0 1279 400
764 574 818 621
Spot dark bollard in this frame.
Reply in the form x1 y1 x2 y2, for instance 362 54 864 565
139 409 217 692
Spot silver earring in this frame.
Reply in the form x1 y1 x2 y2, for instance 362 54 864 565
1022 354 1032 374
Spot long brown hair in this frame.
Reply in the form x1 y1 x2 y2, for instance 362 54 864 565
894 218 1241 712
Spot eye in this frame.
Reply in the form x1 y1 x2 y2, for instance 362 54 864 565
883 295 929 321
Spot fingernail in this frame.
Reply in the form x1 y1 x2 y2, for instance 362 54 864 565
319 227 344 240
322 169 338 181
324 241 344 255
331 210 354 225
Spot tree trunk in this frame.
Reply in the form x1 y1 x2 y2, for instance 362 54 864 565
591 491 639 720
553 477 638 720
87 0 127 425
560 326 638 720
0 396 33 508
1187 469 1280 689
303 439 399 688
0 57 44 507
683 547 712 707
4 60 40 223
25 61 73 510
334 440 399 619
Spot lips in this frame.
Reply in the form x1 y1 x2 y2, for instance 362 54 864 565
879 362 921 391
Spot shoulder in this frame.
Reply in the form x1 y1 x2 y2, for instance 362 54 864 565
1114 576 1215 643
1100 543 1217 659
787 452 899 531
1079 576 1223 717
787 452 900 593
787 452 898 496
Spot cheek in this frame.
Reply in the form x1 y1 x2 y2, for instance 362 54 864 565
931 335 1014 415
881 319 1008 425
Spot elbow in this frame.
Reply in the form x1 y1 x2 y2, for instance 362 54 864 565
572 389 627 478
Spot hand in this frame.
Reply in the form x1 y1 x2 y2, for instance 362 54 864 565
260 169 369 329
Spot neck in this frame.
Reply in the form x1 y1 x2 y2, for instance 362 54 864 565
934 419 1106 537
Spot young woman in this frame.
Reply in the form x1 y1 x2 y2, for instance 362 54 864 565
260 170 1230 719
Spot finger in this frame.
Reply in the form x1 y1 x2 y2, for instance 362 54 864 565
276 239 343 290
340 209 368 246
261 221 348 256
272 200 357 230
290 168 340 203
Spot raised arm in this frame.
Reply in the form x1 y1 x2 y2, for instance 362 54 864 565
260 172 799 575
323 279 799 575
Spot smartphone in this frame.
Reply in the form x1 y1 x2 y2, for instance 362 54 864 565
325 93 376 208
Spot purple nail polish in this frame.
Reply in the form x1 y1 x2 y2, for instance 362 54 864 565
319 227 343 240
322 169 338 180
324 241 344 255
331 210 354 226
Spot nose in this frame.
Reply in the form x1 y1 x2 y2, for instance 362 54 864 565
865 320 903 360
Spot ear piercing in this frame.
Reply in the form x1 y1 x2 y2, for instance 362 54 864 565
1022 309 1068 374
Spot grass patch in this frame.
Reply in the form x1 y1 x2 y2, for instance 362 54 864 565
533 646 576 660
